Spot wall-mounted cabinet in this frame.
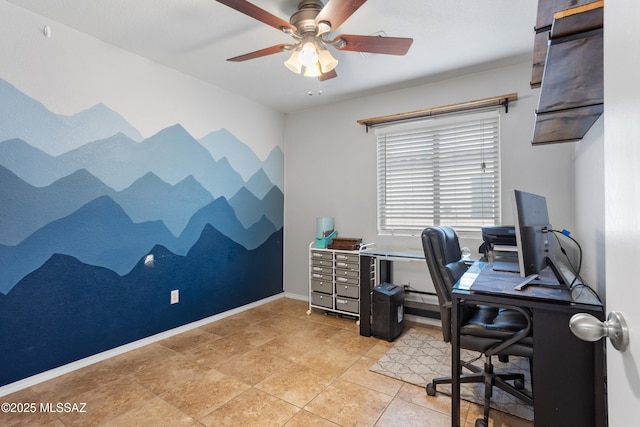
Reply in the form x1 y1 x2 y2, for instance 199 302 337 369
531 1 603 145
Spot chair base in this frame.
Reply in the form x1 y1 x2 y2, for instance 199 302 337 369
426 358 533 425
426 372 525 396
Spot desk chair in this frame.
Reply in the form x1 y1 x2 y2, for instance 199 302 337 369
421 226 533 427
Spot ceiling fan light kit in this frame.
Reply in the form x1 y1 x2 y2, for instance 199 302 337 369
303 63 322 77
298 40 319 67
216 0 413 80
318 48 339 73
284 50 303 73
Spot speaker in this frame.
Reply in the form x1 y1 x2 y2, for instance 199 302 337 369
372 283 405 341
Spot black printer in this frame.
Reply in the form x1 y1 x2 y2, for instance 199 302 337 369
479 225 517 255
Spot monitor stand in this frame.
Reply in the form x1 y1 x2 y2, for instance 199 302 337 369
513 259 570 291
492 259 520 273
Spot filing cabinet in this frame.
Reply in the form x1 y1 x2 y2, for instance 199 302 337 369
308 243 374 321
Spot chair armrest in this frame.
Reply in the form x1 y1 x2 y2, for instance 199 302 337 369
486 304 532 356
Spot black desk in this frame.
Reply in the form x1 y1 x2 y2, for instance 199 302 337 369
451 261 606 427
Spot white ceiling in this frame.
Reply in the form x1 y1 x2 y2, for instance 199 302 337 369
7 0 539 113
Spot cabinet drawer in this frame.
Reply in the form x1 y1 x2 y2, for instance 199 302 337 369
335 276 359 285
311 251 333 261
335 297 359 314
335 261 359 271
311 292 333 309
311 279 333 294
312 258 333 268
311 272 333 282
335 269 359 279
335 253 359 263
336 283 359 299
311 265 333 275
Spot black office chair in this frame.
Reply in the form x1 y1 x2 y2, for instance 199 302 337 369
421 226 533 427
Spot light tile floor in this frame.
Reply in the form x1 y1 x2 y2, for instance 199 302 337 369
1 298 533 427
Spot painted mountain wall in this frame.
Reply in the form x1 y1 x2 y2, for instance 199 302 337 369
0 77 284 387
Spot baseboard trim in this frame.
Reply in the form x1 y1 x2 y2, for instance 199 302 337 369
283 291 308 302
405 313 442 328
0 293 284 397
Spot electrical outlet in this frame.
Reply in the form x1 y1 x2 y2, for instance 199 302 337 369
170 289 179 304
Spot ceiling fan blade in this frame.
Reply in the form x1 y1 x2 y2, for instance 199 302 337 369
318 69 338 81
316 0 367 30
216 0 294 32
227 44 290 62
335 34 413 55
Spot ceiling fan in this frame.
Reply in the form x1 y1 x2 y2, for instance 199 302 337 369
215 0 414 80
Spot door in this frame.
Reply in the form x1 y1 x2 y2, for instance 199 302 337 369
603 2 640 425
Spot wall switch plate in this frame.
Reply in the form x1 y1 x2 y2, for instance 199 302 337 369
170 289 179 304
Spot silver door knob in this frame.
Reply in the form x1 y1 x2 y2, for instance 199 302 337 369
569 311 629 352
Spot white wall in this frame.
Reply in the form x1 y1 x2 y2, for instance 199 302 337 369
284 60 576 299
0 1 289 392
0 1 284 160
573 117 605 300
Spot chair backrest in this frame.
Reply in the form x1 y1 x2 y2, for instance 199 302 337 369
421 226 469 342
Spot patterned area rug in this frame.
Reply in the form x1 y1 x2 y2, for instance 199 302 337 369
370 328 533 421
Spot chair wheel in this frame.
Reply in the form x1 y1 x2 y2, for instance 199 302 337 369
426 383 436 396
475 419 487 427
514 378 525 390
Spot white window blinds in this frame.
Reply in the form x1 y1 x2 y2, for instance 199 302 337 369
376 110 501 236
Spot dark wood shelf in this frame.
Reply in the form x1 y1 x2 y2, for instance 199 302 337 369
532 104 604 145
531 1 604 145
530 0 594 88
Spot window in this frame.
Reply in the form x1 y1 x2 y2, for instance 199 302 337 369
376 110 501 236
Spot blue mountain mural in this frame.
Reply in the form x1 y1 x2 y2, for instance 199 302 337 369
262 146 285 191
174 197 278 255
58 125 246 199
0 164 216 245
0 138 79 187
0 78 143 155
0 75 284 387
0 132 281 203
0 227 283 386
0 166 116 245
0 129 248 199
0 187 283 294
114 172 214 237
245 168 275 200
229 186 284 230
199 129 263 182
0 196 175 294
261 186 285 230
199 129 284 191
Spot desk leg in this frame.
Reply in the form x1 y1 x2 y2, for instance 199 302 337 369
451 296 461 427
359 255 373 337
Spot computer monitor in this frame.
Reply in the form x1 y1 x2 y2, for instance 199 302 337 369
513 190 555 277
